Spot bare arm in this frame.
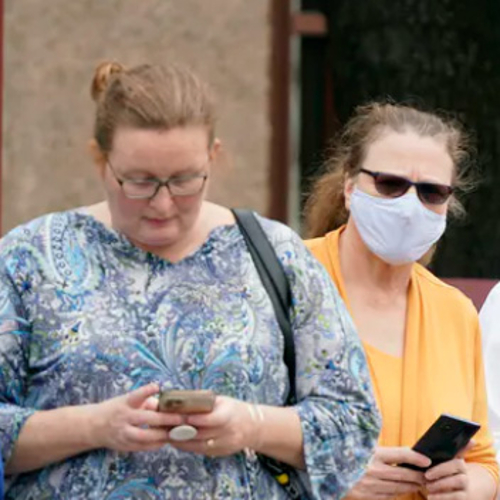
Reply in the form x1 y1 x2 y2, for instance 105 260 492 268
342 447 430 500
6 384 184 475
6 404 98 474
467 463 498 500
253 405 305 469
171 397 304 468
424 458 497 500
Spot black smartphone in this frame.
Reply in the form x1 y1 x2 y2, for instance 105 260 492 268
399 413 480 471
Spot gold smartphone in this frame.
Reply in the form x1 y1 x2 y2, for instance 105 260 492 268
158 389 216 414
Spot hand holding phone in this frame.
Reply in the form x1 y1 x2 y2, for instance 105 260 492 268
158 389 216 442
158 389 216 414
399 414 480 472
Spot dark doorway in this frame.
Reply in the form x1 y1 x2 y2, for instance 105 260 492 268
299 0 500 278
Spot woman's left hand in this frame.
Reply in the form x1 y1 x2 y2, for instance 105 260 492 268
424 457 469 499
167 396 259 457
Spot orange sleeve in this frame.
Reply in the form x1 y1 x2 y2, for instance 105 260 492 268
465 315 499 485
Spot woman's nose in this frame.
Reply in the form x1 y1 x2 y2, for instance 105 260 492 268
149 185 175 210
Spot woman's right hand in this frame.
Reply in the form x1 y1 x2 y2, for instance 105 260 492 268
91 383 185 453
345 446 431 499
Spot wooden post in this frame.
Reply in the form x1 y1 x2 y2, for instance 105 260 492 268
268 0 291 223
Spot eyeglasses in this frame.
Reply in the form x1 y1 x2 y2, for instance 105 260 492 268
359 168 454 205
107 161 208 200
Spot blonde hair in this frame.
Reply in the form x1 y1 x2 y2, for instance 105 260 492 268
91 60 216 154
304 102 475 238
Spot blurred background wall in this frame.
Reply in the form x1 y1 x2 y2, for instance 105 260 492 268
296 0 500 278
3 0 271 232
3 0 500 279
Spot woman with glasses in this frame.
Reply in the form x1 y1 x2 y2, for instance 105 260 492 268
0 61 380 499
305 102 498 499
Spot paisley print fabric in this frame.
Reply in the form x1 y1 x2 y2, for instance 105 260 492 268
0 210 380 499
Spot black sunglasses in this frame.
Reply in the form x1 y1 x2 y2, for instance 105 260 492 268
359 169 454 205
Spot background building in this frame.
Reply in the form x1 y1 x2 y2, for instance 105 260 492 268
3 0 272 231
3 0 500 281
296 0 500 279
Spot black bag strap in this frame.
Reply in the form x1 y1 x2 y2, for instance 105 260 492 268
232 209 297 405
232 209 309 500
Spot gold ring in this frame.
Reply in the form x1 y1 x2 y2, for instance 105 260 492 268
206 438 215 449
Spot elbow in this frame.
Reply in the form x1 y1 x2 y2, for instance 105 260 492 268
5 458 19 476
353 398 382 436
4 449 31 476
353 401 382 451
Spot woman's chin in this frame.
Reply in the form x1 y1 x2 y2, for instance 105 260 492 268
131 228 181 252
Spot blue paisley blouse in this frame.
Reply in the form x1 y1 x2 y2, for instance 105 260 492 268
0 210 380 500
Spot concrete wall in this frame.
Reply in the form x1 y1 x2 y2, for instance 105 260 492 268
3 0 271 232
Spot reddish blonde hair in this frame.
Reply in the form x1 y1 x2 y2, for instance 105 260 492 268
91 60 216 154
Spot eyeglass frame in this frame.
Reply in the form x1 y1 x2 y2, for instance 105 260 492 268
359 168 454 205
106 160 209 200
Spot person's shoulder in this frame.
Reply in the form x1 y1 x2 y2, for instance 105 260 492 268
479 281 500 343
413 264 469 302
253 213 302 246
246 213 312 262
254 213 292 232
0 209 83 254
304 235 327 251
482 281 500 307
413 264 476 315
479 281 500 320
414 265 482 349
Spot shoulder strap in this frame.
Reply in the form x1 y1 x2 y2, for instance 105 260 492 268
232 209 297 405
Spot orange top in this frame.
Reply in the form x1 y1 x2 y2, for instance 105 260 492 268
364 344 404 447
306 227 499 499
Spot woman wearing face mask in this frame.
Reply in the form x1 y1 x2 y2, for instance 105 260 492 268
305 102 499 500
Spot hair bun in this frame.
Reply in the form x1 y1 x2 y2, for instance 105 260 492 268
91 61 125 102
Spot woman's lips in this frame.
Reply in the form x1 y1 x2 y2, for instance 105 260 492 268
143 217 172 227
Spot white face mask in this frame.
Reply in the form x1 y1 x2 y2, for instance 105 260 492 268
349 188 447 265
